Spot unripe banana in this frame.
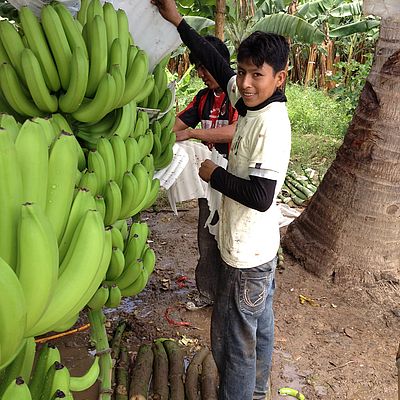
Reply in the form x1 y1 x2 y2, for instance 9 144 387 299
49 362 71 398
0 114 20 143
126 44 139 72
97 137 116 182
138 129 154 161
147 84 160 110
0 258 26 369
110 224 125 250
59 46 89 113
141 154 155 180
114 259 143 291
142 246 156 276
87 284 109 310
73 73 117 124
129 220 150 242
41 5 73 90
110 134 128 187
124 223 148 266
125 137 141 172
0 130 23 270
86 0 103 21
19 6 61 92
158 87 173 112
113 219 129 240
119 171 138 220
21 49 58 113
95 194 106 220
0 63 43 117
32 117 58 148
112 101 135 141
85 14 108 97
116 8 129 75
58 188 96 263
0 337 36 397
78 170 98 196
141 178 161 211
54 3 88 58
155 141 175 170
110 64 126 110
29 344 60 400
1 376 32 400
119 50 149 107
132 110 148 139
159 108 174 130
106 247 125 281
77 0 90 26
120 268 149 297
129 163 151 216
15 120 48 209
134 75 155 104
152 132 163 161
17 203 59 332
103 2 118 56
0 20 27 84
27 210 105 337
103 179 122 226
105 284 122 307
69 356 100 392
46 132 79 243
40 361 58 400
87 149 107 195
0 34 11 64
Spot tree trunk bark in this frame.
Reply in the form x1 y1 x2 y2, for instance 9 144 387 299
215 0 226 41
283 18 400 285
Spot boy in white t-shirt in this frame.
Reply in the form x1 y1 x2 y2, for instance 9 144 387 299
152 1 291 398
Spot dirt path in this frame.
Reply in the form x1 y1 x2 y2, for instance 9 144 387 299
57 202 399 399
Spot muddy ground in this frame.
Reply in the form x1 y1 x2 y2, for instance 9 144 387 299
54 199 399 400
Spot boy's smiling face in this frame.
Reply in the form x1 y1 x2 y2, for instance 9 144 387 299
236 59 286 107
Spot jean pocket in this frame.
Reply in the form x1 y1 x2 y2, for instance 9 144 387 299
239 270 273 316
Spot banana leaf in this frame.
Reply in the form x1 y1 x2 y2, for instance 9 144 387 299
183 16 215 32
330 0 363 18
329 19 380 38
252 13 325 44
297 0 341 20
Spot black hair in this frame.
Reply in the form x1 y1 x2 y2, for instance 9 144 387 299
237 31 289 74
189 35 231 65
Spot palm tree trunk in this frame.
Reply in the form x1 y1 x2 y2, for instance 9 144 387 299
283 18 400 285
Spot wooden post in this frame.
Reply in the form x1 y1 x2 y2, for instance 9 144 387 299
215 0 226 41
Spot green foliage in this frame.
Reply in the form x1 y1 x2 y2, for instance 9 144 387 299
286 83 351 173
330 53 373 115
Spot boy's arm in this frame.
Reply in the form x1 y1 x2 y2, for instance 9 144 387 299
175 122 236 143
151 0 235 93
199 161 277 212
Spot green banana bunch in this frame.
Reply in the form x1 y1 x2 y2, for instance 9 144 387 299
16 203 59 333
69 356 100 392
26 209 105 337
132 110 149 139
0 257 26 369
0 129 23 270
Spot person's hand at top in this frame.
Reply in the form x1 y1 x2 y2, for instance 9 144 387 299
151 0 183 27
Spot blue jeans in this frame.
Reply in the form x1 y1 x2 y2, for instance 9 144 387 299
211 256 276 400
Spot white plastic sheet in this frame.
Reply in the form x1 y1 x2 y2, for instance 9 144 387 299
112 0 182 71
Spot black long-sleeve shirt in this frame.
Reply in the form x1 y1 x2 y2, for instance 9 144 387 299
178 20 286 212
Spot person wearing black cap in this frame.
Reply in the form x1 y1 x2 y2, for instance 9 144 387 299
173 35 238 306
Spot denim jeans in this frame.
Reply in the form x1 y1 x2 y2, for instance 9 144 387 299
211 256 277 400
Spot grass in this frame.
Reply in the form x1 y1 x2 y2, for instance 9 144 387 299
285 84 351 175
173 75 352 177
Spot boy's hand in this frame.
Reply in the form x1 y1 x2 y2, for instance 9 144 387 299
151 0 183 27
175 129 192 141
199 159 218 182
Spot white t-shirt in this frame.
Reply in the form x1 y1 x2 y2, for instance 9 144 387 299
216 77 291 268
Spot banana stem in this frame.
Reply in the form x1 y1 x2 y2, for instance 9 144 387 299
88 309 113 400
